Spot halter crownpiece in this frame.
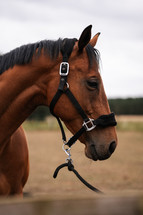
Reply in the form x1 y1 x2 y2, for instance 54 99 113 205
50 53 117 193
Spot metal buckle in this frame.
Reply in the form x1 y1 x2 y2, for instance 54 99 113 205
59 62 69 76
83 118 96 131
62 143 72 162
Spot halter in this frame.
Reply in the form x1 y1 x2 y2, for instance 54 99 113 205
50 59 117 148
49 54 117 193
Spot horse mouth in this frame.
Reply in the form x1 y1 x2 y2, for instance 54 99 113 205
85 144 112 161
85 145 98 161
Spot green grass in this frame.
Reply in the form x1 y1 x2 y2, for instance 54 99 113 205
117 121 143 132
23 116 143 132
23 117 66 131
24 130 143 196
23 121 50 131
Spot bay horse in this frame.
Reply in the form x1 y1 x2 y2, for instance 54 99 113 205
0 25 117 196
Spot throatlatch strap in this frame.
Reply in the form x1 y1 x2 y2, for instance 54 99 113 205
56 117 66 142
49 73 67 115
49 90 63 116
49 91 67 143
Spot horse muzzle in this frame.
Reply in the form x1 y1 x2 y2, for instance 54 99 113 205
85 140 117 161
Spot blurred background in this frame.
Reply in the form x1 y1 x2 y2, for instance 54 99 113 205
0 0 143 98
0 0 143 198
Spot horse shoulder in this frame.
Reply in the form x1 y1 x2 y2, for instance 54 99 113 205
0 126 29 195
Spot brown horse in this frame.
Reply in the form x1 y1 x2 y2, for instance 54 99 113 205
0 25 117 196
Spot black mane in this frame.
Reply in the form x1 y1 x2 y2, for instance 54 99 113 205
0 38 100 74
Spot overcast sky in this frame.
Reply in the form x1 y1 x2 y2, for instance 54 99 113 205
0 0 142 98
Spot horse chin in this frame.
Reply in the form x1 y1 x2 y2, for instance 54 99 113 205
85 151 98 161
84 144 111 161
85 145 98 161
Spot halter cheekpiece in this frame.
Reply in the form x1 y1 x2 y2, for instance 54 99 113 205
49 54 117 193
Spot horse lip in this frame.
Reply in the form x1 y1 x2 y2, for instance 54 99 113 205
90 144 99 160
85 151 98 161
98 154 111 161
85 142 112 161
91 156 98 161
85 144 99 161
86 148 111 161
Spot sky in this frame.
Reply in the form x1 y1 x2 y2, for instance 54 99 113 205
0 0 143 98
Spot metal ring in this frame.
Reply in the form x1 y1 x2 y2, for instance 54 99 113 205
65 82 69 89
62 143 71 156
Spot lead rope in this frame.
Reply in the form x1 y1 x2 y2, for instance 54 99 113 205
53 137 103 194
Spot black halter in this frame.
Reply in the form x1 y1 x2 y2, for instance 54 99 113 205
49 54 117 193
50 59 117 148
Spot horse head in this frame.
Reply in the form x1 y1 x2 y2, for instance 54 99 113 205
47 25 117 161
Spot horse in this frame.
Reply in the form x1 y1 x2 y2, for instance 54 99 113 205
0 25 117 196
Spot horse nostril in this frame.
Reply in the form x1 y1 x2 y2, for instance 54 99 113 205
109 141 116 154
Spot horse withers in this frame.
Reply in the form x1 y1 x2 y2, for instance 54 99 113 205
0 25 117 196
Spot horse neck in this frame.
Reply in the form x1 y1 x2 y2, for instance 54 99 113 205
0 56 57 144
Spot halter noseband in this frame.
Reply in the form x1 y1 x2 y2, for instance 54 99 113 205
50 59 117 148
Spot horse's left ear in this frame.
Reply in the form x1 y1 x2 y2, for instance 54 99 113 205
89 32 101 47
78 25 92 51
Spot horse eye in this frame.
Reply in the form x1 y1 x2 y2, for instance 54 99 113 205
87 80 98 90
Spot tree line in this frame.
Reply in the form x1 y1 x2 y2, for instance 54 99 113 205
28 97 143 121
108 97 143 115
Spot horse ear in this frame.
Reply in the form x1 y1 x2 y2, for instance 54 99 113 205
89 32 101 47
78 25 92 51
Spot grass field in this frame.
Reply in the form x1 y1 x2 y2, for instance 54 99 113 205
23 115 143 132
23 116 143 198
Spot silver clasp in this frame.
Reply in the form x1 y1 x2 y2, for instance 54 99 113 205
83 118 96 131
59 62 69 76
62 142 72 162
